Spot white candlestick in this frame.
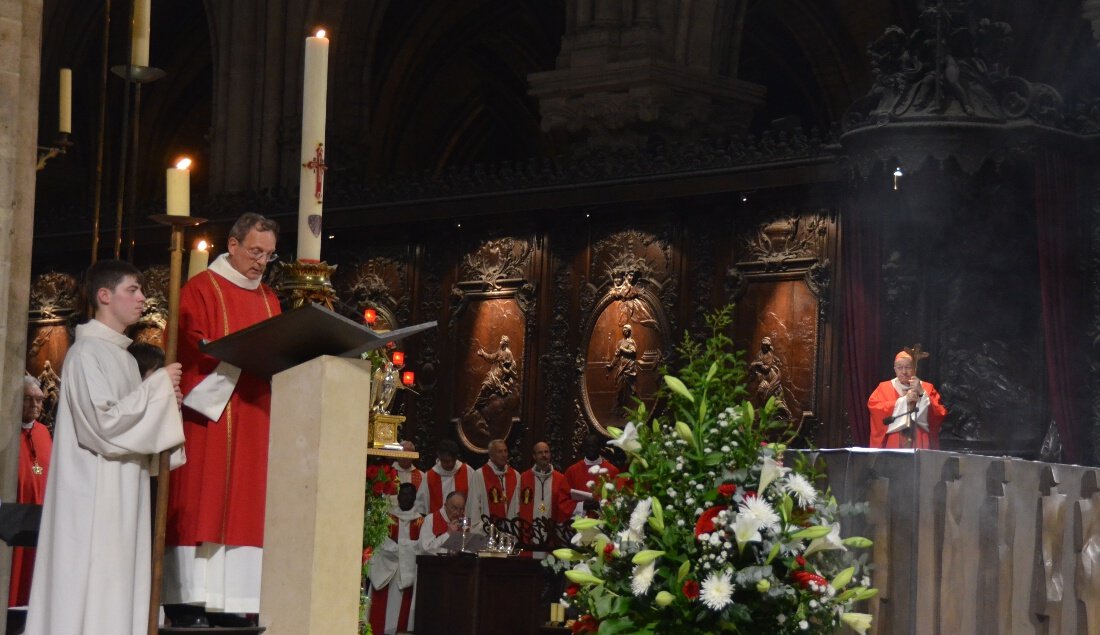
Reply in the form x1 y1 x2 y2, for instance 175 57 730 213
131 0 151 67
166 158 191 216
188 240 209 279
59 68 72 134
297 29 329 262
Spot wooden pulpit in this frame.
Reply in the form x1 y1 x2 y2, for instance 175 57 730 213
201 304 434 634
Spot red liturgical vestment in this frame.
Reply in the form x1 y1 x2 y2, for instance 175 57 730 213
867 380 947 450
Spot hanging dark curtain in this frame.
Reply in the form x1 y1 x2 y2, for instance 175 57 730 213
841 189 882 447
1034 150 1087 464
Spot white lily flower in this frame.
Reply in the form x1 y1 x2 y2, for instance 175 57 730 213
840 612 872 635
731 513 763 549
607 421 642 454
758 456 790 493
571 525 607 547
804 522 845 557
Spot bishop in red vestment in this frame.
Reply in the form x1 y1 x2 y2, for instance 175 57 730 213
868 350 948 449
9 376 51 607
164 214 281 624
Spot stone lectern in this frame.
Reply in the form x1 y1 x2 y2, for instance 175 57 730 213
201 304 435 634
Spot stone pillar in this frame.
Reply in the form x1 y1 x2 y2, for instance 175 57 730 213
0 0 42 631
529 0 764 147
260 355 371 634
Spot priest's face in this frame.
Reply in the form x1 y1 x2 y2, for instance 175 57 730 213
22 382 44 423
893 359 914 385
438 453 457 471
488 441 509 470
532 442 551 471
227 228 277 281
444 494 466 521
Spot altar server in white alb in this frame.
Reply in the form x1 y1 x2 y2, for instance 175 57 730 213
26 260 184 635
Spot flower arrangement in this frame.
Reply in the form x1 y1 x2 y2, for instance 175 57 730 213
360 463 399 635
551 308 876 635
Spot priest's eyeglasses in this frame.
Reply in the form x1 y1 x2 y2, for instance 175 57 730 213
247 248 279 263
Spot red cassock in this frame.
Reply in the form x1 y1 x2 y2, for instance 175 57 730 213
867 380 947 450
564 459 620 517
369 514 423 635
9 421 51 606
167 269 281 548
517 469 571 524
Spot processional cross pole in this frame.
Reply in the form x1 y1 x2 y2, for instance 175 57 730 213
146 213 206 635
901 343 931 446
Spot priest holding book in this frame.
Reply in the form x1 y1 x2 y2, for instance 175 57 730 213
868 350 948 449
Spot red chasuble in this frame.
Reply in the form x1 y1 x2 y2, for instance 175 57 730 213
425 466 470 514
9 421 51 606
867 380 947 450
166 269 280 548
478 465 519 519
517 469 570 524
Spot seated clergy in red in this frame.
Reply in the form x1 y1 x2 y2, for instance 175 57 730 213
564 434 620 517
518 441 571 526
9 375 52 608
868 350 948 449
418 491 468 555
369 483 423 635
414 439 474 516
467 439 520 531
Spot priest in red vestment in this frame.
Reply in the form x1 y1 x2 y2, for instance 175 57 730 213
518 441 570 525
414 439 474 516
9 375 51 608
369 484 424 635
564 434 620 517
393 440 423 490
868 350 948 449
163 213 282 628
468 439 520 530
418 491 468 554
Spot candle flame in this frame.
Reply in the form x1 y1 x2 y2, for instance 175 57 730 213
315 29 326 38
175 157 193 170
196 239 208 251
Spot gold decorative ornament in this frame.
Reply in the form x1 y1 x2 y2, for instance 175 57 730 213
276 260 337 309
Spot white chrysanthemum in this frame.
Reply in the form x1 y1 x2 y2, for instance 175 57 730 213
699 570 734 611
631 561 656 596
618 498 652 544
783 473 818 508
739 496 780 532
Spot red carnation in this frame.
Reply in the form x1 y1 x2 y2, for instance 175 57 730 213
694 505 726 538
791 570 828 591
682 579 700 599
372 481 386 496
717 483 737 497
742 490 758 500
565 584 580 598
602 543 615 560
795 555 806 568
572 615 599 633
366 465 379 480
362 547 373 564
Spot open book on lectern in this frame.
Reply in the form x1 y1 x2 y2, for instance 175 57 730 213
199 303 437 379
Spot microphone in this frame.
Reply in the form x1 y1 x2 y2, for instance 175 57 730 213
883 408 917 425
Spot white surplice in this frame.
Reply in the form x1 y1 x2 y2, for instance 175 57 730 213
25 319 184 635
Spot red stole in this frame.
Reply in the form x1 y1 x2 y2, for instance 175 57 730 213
167 268 280 548
425 465 469 513
480 465 518 519
388 513 424 541
430 510 451 537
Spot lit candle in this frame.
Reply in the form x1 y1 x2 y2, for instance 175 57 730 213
59 68 72 134
363 307 377 326
131 0 151 67
297 28 329 262
166 157 191 216
401 371 415 386
391 351 405 367
187 240 209 279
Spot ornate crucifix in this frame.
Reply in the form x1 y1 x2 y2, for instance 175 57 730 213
303 142 327 203
903 343 931 376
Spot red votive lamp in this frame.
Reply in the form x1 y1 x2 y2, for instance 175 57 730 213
402 371 415 386
391 351 405 367
363 308 377 325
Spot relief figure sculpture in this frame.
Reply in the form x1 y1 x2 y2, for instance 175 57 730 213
465 335 519 434
606 324 638 416
748 336 791 421
610 272 657 330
